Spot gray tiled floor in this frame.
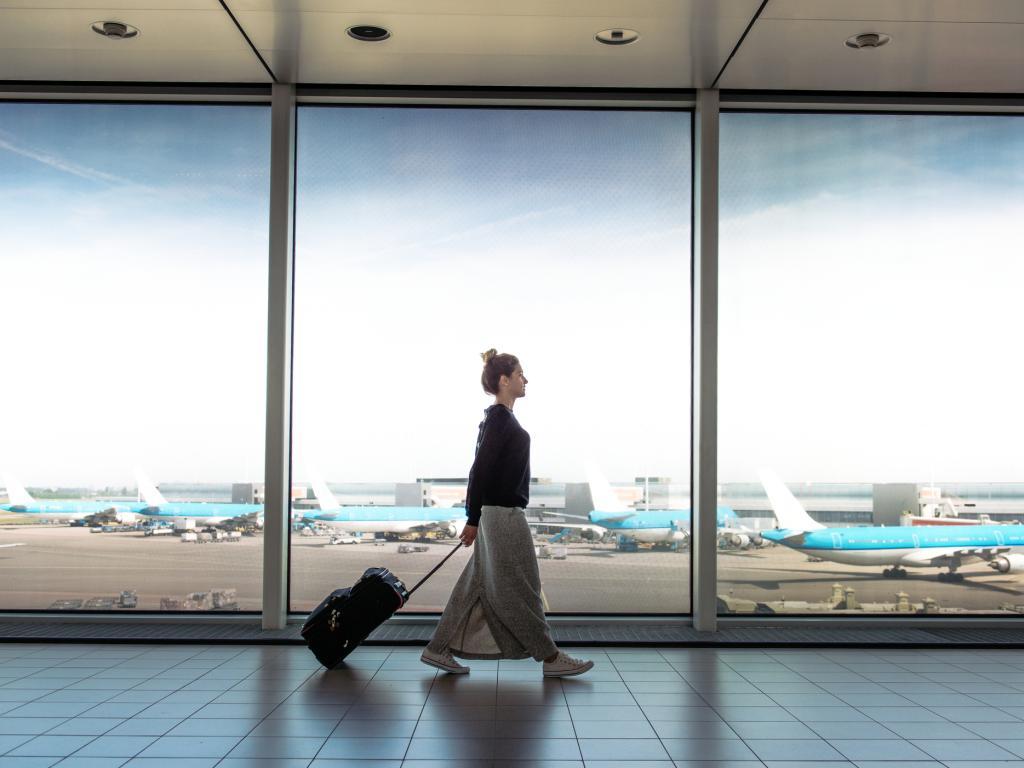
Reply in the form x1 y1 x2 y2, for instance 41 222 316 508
1 646 1024 767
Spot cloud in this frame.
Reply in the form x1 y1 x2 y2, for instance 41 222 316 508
0 131 132 186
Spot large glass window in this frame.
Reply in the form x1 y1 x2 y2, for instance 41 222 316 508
719 112 1024 616
0 103 270 611
292 107 692 613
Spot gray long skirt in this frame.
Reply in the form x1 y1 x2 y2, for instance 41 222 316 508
426 505 558 661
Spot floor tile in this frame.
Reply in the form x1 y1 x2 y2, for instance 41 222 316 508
496 707 571 721
491 738 582 760
857 708 944 723
660 739 758 761
712 706 795 722
402 738 492 760
316 736 414 760
163 718 262 738
567 707 645 721
340 705 422 721
494 721 578 739
828 739 933 761
807 722 900 740
330 720 417 738
103 721 181 738
53 758 132 768
0 735 34 753
962 722 1024 739
883 721 980 739
134 736 241 758
928 706 1022 722
70 736 157 758
910 740 1021 760
577 740 668 761
995 741 1024 758
7 735 97 757
5 705 92 719
570 721 656 739
225 736 327 759
120 759 220 767
641 706 723 722
745 739 846 760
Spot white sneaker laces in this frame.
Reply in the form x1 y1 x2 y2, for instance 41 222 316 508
552 651 583 666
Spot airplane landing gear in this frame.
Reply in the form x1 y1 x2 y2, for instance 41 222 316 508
938 571 964 583
882 567 908 579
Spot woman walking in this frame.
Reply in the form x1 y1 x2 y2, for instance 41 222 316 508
421 349 593 677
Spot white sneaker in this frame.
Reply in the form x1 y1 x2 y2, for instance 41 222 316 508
420 647 470 674
543 650 594 678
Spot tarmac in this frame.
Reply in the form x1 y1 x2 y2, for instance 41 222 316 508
2 525 1023 614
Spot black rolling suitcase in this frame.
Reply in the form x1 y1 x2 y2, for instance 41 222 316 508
301 543 463 668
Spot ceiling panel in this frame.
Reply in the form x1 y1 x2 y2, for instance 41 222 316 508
231 0 761 87
719 17 1024 92
762 0 1024 24
0 5 270 82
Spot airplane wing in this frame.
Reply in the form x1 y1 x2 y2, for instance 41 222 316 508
590 512 636 525
900 546 1012 568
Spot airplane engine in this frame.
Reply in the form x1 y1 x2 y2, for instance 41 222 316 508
988 554 1024 574
728 533 751 549
447 523 459 538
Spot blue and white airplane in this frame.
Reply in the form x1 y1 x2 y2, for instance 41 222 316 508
2 474 144 523
297 476 464 538
551 468 751 546
134 471 263 526
759 470 1024 582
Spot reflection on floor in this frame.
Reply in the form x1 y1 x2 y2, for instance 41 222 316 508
1 643 1024 766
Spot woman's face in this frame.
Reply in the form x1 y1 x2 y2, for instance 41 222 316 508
503 365 528 399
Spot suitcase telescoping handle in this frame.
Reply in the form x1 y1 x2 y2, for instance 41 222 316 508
407 542 463 597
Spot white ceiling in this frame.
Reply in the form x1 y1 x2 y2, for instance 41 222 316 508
0 0 1021 92
719 0 1024 92
229 0 759 87
0 3 269 82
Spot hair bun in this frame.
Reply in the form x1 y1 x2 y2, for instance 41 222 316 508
481 348 498 365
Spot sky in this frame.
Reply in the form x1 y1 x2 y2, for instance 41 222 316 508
1 104 1021 487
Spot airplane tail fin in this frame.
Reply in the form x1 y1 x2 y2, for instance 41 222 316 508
585 464 630 514
2 474 34 507
134 468 168 507
757 469 825 532
307 471 341 513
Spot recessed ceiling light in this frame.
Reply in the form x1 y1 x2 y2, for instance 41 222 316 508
91 21 139 40
845 32 891 49
347 25 391 42
596 28 640 46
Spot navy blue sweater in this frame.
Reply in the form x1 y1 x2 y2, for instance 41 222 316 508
465 404 530 526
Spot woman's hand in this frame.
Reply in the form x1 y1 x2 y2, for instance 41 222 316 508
460 525 478 547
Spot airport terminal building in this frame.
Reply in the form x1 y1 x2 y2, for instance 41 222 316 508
2 3 1024 766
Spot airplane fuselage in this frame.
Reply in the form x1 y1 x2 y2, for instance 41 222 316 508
763 524 1024 568
588 506 739 543
0 501 144 520
138 502 263 523
298 505 460 535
